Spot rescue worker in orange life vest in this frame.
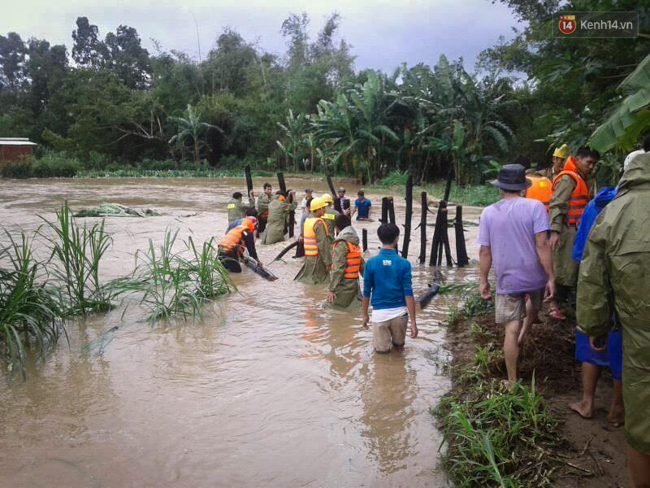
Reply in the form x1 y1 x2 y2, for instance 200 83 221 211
218 216 261 273
547 146 598 320
320 193 340 243
295 197 332 284
327 214 365 309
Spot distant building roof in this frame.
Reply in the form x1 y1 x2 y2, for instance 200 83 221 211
0 138 37 146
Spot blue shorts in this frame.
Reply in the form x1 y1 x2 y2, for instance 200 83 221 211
575 328 622 381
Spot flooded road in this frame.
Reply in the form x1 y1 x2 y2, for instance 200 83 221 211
0 177 480 488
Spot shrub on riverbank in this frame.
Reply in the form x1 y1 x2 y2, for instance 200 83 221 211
434 292 562 487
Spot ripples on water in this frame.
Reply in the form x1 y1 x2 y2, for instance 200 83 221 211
0 178 479 488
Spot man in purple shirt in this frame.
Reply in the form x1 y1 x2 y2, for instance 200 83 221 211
478 164 555 386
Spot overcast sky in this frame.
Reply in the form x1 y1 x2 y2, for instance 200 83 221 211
2 0 523 73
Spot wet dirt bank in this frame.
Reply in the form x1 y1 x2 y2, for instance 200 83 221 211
0 176 482 488
445 307 629 487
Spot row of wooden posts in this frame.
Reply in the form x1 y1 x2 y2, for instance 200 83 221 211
244 165 470 268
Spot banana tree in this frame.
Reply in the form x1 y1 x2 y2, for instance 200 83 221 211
276 110 308 172
168 104 221 165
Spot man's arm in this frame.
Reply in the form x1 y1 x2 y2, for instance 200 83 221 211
328 242 347 293
535 231 556 300
405 296 418 338
548 176 575 248
362 264 373 328
577 229 613 338
479 245 492 299
316 222 332 267
351 202 357 218
243 231 260 263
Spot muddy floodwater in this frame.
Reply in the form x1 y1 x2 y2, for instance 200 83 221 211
0 177 480 488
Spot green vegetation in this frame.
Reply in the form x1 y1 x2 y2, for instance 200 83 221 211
41 202 114 314
1 4 647 185
0 232 65 378
435 292 561 487
0 204 234 377
112 230 233 322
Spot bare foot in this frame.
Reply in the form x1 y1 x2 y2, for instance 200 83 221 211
569 401 594 419
607 408 625 427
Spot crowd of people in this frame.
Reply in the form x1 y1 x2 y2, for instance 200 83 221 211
478 137 650 487
218 184 417 354
217 137 650 485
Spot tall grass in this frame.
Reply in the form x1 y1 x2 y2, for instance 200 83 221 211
0 231 65 378
40 202 114 314
435 377 559 487
115 230 233 322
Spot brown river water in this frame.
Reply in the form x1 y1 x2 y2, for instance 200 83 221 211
0 177 481 488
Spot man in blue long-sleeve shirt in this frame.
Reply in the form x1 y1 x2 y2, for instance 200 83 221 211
362 223 418 353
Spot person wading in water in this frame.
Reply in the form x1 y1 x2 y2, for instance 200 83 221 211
327 214 364 309
295 197 331 284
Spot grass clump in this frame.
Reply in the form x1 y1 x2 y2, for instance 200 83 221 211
115 230 234 322
435 376 560 487
40 202 114 314
0 232 65 378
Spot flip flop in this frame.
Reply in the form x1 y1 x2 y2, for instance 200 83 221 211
549 307 567 321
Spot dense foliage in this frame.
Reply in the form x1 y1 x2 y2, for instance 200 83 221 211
0 2 648 183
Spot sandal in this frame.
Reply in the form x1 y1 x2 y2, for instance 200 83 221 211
548 307 567 321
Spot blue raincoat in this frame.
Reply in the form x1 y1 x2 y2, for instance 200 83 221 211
573 186 621 380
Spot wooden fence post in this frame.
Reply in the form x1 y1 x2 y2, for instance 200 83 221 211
401 175 413 258
418 191 427 264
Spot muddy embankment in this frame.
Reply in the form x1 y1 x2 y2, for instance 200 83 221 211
442 296 629 487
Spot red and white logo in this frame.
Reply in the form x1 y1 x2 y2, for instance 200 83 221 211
559 15 577 35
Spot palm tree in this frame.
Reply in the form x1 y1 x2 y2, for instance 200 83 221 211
276 110 308 172
169 104 221 165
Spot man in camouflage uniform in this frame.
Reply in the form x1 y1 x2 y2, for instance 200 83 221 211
327 215 365 309
256 183 273 234
227 191 255 226
577 154 650 488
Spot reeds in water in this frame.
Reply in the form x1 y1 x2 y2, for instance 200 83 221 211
115 229 233 322
40 201 114 314
0 231 65 378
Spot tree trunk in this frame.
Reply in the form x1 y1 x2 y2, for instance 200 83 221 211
194 139 200 165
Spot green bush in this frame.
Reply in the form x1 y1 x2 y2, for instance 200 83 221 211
139 159 177 171
0 158 34 178
32 153 82 178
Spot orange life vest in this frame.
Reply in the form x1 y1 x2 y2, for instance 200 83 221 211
525 176 552 211
303 218 328 256
219 225 247 254
334 240 362 279
552 157 589 226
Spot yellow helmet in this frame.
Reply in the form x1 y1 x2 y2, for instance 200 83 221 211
553 144 569 159
310 197 327 212
321 193 334 204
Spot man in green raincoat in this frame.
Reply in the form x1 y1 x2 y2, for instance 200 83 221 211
256 183 273 234
577 154 650 487
227 191 255 226
327 215 365 309
547 146 598 319
261 191 297 245
295 197 331 284
321 193 340 243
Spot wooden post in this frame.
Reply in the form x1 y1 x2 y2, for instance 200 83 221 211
326 174 337 196
401 174 413 258
287 190 295 238
244 164 253 195
362 228 368 252
388 197 396 225
429 201 449 266
418 191 427 264
277 172 287 194
455 205 469 267
442 208 453 267
381 197 389 224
